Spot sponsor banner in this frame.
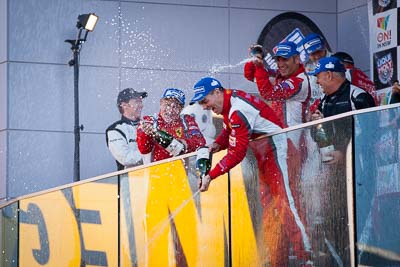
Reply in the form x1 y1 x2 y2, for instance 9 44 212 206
376 87 392 105
372 0 397 15
372 9 397 51
373 47 397 90
369 0 398 94
398 7 400 46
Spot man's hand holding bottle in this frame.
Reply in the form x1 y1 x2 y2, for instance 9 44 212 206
196 146 212 192
140 119 156 136
140 117 185 156
311 110 343 164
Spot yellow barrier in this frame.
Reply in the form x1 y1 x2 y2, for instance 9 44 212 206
16 152 237 266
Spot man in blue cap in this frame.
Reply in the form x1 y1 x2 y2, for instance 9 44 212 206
190 77 312 266
309 56 375 266
244 41 311 129
244 42 312 243
309 56 375 163
302 33 333 109
302 33 332 71
137 88 205 162
309 56 375 115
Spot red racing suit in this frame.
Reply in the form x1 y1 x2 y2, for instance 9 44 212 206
244 62 311 128
246 62 311 236
208 89 283 179
209 89 311 265
137 114 205 162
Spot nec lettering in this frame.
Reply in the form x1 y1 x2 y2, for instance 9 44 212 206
63 184 118 266
19 203 50 265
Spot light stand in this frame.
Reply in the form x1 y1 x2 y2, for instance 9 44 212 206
65 13 98 182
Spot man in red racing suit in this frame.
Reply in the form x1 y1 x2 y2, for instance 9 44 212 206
137 88 205 162
244 41 311 129
244 41 311 197
244 42 312 258
190 77 312 266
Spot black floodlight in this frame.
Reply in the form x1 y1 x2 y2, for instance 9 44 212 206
77 13 99 32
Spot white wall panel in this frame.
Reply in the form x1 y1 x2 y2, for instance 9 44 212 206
79 66 119 133
0 63 6 131
304 12 338 52
338 0 368 13
0 131 6 199
8 0 119 67
338 5 370 72
7 131 73 198
8 63 73 131
79 0 121 67
120 2 229 71
229 8 281 75
122 0 228 6
0 0 7 63
230 0 337 13
80 133 116 179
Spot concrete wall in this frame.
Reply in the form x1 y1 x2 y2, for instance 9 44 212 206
337 0 371 74
0 0 371 198
0 0 5 65
0 0 7 201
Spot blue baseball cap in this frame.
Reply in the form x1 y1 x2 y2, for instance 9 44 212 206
302 33 324 54
190 77 222 104
308 57 346 76
161 88 185 105
273 41 299 58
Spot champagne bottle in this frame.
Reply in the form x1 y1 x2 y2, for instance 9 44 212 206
250 44 264 59
154 130 185 156
315 124 334 162
196 146 211 178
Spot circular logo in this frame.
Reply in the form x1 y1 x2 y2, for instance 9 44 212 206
378 0 391 8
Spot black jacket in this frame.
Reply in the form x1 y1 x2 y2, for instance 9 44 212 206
316 80 376 151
